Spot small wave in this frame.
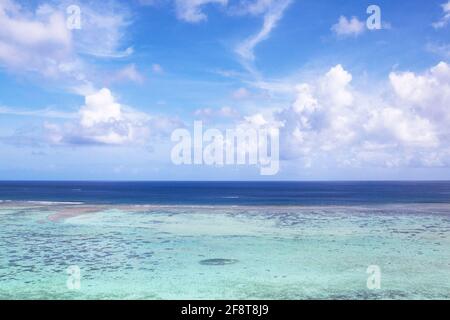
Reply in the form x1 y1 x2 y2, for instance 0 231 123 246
25 201 85 205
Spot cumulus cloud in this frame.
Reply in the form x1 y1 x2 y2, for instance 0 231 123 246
364 107 438 148
242 62 450 168
40 88 181 146
44 88 148 145
331 16 365 37
432 0 450 29
274 65 357 160
175 0 228 23
389 62 450 124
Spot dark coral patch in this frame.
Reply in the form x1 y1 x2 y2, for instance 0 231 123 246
199 259 239 266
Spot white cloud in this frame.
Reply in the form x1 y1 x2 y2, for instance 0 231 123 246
79 88 124 128
0 105 76 119
0 0 72 76
389 62 450 124
231 0 277 15
113 64 145 83
244 113 268 126
72 3 133 58
0 0 134 90
40 88 181 146
242 62 450 168
432 0 450 29
232 87 251 99
235 0 292 61
55 88 149 145
175 0 228 23
319 64 353 107
364 107 438 148
331 16 365 37
426 42 450 58
274 65 358 159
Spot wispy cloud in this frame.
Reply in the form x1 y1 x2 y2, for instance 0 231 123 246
175 0 228 23
111 64 145 84
72 2 134 58
0 106 76 119
0 0 135 92
432 0 450 29
232 87 251 99
235 0 292 62
426 42 450 58
0 0 72 76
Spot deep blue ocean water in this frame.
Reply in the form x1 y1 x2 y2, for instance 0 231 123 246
1 181 450 205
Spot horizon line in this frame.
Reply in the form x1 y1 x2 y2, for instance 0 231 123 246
1 180 450 183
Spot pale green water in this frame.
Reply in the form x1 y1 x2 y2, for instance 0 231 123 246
0 203 449 299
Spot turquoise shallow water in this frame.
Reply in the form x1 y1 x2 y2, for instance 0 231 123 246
0 203 449 299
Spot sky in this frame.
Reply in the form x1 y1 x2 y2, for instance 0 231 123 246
0 0 449 180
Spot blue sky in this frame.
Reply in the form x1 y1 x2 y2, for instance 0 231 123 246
0 0 450 180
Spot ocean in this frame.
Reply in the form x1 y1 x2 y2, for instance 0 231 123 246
0 181 449 299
